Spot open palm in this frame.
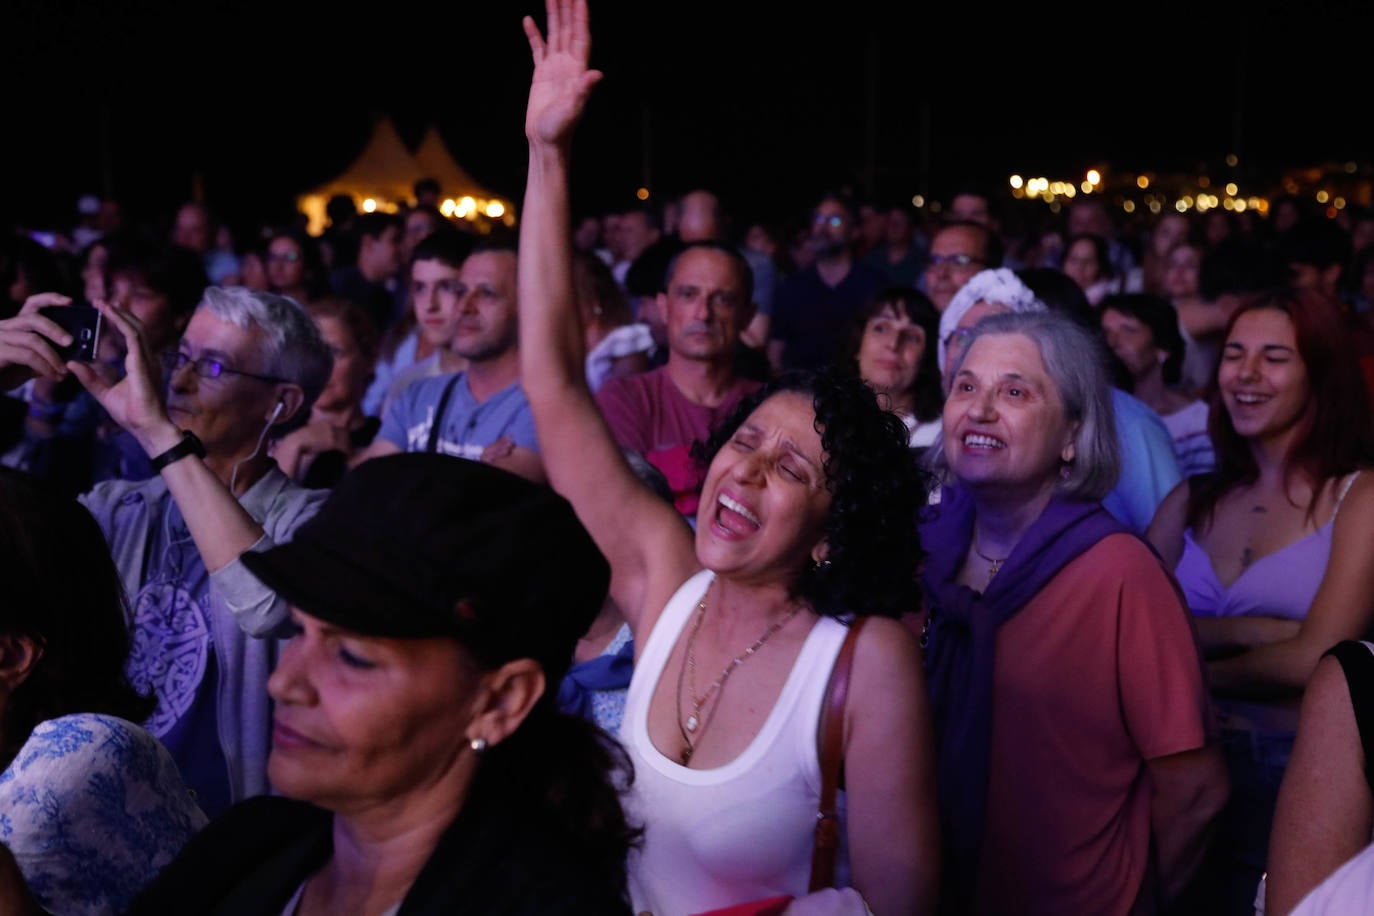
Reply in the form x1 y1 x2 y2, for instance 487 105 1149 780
523 0 603 146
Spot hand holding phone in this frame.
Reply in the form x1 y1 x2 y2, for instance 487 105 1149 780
37 303 103 363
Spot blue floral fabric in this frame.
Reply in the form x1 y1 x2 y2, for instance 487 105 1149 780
0 713 208 916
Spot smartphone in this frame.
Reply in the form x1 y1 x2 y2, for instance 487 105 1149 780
38 303 103 362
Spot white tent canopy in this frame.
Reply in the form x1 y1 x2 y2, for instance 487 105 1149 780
296 117 513 235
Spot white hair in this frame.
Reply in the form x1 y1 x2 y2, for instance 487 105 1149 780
936 268 1046 371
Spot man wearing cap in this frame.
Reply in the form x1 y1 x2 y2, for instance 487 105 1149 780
17 286 335 819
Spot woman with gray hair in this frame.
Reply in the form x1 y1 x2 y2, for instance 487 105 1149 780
934 266 1184 534
919 309 1227 915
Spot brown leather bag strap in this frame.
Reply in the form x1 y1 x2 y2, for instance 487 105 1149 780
809 615 867 892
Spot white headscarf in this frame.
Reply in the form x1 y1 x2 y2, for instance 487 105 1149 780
937 268 1047 372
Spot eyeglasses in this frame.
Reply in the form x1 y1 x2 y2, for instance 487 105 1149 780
162 350 287 384
812 214 845 228
266 251 301 264
926 253 984 271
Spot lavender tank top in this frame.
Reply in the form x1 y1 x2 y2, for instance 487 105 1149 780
1175 472 1360 620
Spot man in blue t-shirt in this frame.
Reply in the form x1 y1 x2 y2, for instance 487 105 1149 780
352 242 544 483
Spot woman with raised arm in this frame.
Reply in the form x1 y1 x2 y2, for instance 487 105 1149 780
517 3 939 914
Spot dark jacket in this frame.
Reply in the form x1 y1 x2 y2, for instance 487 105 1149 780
125 791 633 916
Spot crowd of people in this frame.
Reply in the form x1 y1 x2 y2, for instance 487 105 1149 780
1 1 1374 913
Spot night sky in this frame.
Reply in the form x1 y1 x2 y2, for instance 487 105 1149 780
5 0 1373 236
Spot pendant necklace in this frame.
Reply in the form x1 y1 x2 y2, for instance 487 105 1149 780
972 534 1011 589
675 580 802 765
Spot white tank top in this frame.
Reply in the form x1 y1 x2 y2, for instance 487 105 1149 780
623 569 852 915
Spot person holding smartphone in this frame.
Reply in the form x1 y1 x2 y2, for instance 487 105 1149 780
0 285 335 821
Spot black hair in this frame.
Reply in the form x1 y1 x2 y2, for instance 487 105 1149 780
410 227 475 272
353 210 404 241
663 240 755 306
107 242 212 322
0 467 154 768
1197 236 1287 301
932 218 1005 271
265 225 330 302
1279 214 1353 272
695 362 929 619
1016 265 1097 330
467 701 640 903
845 285 943 423
1098 292 1186 384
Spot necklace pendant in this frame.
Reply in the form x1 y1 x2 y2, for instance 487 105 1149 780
685 713 699 733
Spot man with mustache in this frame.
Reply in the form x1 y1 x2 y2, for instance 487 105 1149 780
595 241 761 524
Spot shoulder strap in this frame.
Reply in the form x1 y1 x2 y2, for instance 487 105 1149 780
809 615 868 893
1335 471 1362 514
1326 639 1374 794
425 374 463 454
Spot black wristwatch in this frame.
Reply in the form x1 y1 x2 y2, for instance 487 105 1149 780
149 429 206 473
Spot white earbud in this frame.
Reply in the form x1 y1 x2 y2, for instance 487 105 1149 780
270 400 284 422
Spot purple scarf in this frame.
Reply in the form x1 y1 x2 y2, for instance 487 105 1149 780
920 484 1129 912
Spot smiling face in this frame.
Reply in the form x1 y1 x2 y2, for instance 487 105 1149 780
696 391 833 586
943 332 1076 500
1218 308 1312 449
857 305 924 405
266 609 476 816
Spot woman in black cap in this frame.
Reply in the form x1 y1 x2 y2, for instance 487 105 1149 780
126 453 639 915
518 3 939 914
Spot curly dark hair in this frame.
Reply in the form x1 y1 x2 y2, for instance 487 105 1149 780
468 699 642 901
694 362 929 619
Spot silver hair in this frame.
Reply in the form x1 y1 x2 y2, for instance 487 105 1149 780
197 286 334 434
927 309 1119 501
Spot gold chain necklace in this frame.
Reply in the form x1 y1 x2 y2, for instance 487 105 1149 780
675 580 802 766
972 534 1011 588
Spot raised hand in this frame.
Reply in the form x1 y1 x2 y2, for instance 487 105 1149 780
523 0 603 147
68 300 177 451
